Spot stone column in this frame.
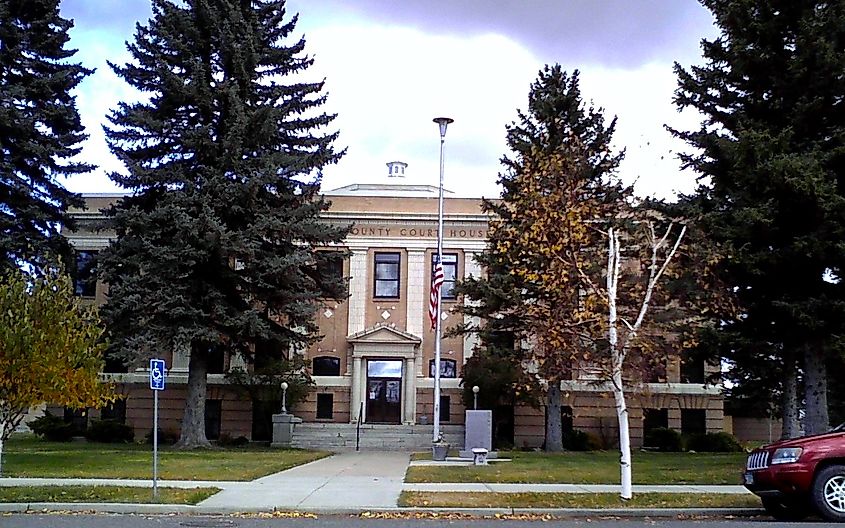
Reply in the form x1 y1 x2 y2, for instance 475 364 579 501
406 250 426 337
463 251 482 361
350 356 363 423
403 356 416 424
347 249 368 335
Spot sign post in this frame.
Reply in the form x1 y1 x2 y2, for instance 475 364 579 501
149 358 166 501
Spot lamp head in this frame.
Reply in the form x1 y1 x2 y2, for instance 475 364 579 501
280 381 289 391
433 117 454 138
472 385 480 394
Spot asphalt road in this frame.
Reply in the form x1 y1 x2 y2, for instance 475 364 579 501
0 515 835 528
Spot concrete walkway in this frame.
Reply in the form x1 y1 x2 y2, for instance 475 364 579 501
198 451 410 510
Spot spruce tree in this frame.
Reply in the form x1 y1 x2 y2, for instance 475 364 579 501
672 0 845 435
99 0 347 447
0 0 91 271
456 66 626 451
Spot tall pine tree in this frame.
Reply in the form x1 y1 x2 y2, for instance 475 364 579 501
672 0 845 435
456 66 626 451
100 0 347 447
0 0 91 271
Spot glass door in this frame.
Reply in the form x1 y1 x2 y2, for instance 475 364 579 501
366 359 402 423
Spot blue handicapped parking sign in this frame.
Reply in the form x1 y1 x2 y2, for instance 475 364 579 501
149 358 166 391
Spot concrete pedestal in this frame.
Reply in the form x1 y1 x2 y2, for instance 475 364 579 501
271 412 302 448
459 410 498 458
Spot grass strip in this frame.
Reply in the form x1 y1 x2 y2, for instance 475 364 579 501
406 451 747 485
4 436 329 480
399 491 762 509
0 486 220 505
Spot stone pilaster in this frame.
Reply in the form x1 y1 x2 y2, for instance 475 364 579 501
463 251 482 361
347 249 368 335
350 356 363 423
404 356 417 424
406 249 426 337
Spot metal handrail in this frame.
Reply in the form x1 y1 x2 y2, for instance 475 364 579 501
356 402 363 451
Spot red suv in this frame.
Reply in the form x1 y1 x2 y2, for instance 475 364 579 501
744 423 845 522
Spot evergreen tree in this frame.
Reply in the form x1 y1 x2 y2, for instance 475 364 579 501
100 0 347 448
672 0 845 435
0 0 91 271
456 66 626 451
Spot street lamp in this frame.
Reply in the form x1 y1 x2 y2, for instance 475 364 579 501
432 116 453 444
280 381 289 414
472 385 480 410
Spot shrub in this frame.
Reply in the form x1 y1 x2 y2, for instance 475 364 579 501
217 433 249 447
686 432 744 452
29 412 75 442
145 428 180 445
562 429 603 451
643 427 682 452
84 420 134 443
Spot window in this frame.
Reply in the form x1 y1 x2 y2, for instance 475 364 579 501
681 409 707 435
680 354 705 384
643 408 669 441
313 356 341 376
317 393 334 419
429 359 457 378
251 400 278 441
439 395 450 422
561 406 574 434
487 331 515 352
255 338 285 371
316 252 344 292
205 399 222 440
433 253 458 299
63 407 87 433
207 346 225 374
374 252 400 298
100 399 126 424
74 250 98 297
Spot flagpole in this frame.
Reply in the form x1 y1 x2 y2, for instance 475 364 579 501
432 117 453 443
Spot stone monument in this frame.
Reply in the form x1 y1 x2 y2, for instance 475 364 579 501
271 412 302 448
459 409 497 458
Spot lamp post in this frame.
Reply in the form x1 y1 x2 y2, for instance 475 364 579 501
432 117 453 443
472 385 480 410
280 381 289 414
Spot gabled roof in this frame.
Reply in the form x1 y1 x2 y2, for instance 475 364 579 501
347 324 422 344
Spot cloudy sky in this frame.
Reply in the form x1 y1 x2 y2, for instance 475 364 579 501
59 0 718 199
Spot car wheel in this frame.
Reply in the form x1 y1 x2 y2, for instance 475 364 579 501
813 464 845 522
761 496 809 521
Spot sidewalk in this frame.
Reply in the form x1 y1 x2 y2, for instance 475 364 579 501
198 451 409 510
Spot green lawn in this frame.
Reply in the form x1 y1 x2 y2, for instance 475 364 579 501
399 491 761 509
3 436 329 481
406 451 748 485
0 486 219 505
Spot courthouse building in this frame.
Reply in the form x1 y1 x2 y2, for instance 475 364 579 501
64 162 723 449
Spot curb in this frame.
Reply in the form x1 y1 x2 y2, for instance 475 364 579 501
0 503 767 518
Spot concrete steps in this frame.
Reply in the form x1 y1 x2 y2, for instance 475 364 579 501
291 423 465 451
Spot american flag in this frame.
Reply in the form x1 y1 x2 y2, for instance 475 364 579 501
429 254 445 331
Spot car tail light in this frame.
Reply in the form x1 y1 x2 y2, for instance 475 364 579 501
747 450 770 470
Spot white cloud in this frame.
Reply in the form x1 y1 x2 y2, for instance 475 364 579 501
61 4 710 201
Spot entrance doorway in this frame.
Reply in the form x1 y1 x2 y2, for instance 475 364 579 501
366 359 402 423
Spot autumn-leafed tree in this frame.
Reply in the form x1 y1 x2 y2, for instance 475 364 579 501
456 65 626 452
0 0 92 271
99 0 347 448
673 0 845 436
0 267 112 475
